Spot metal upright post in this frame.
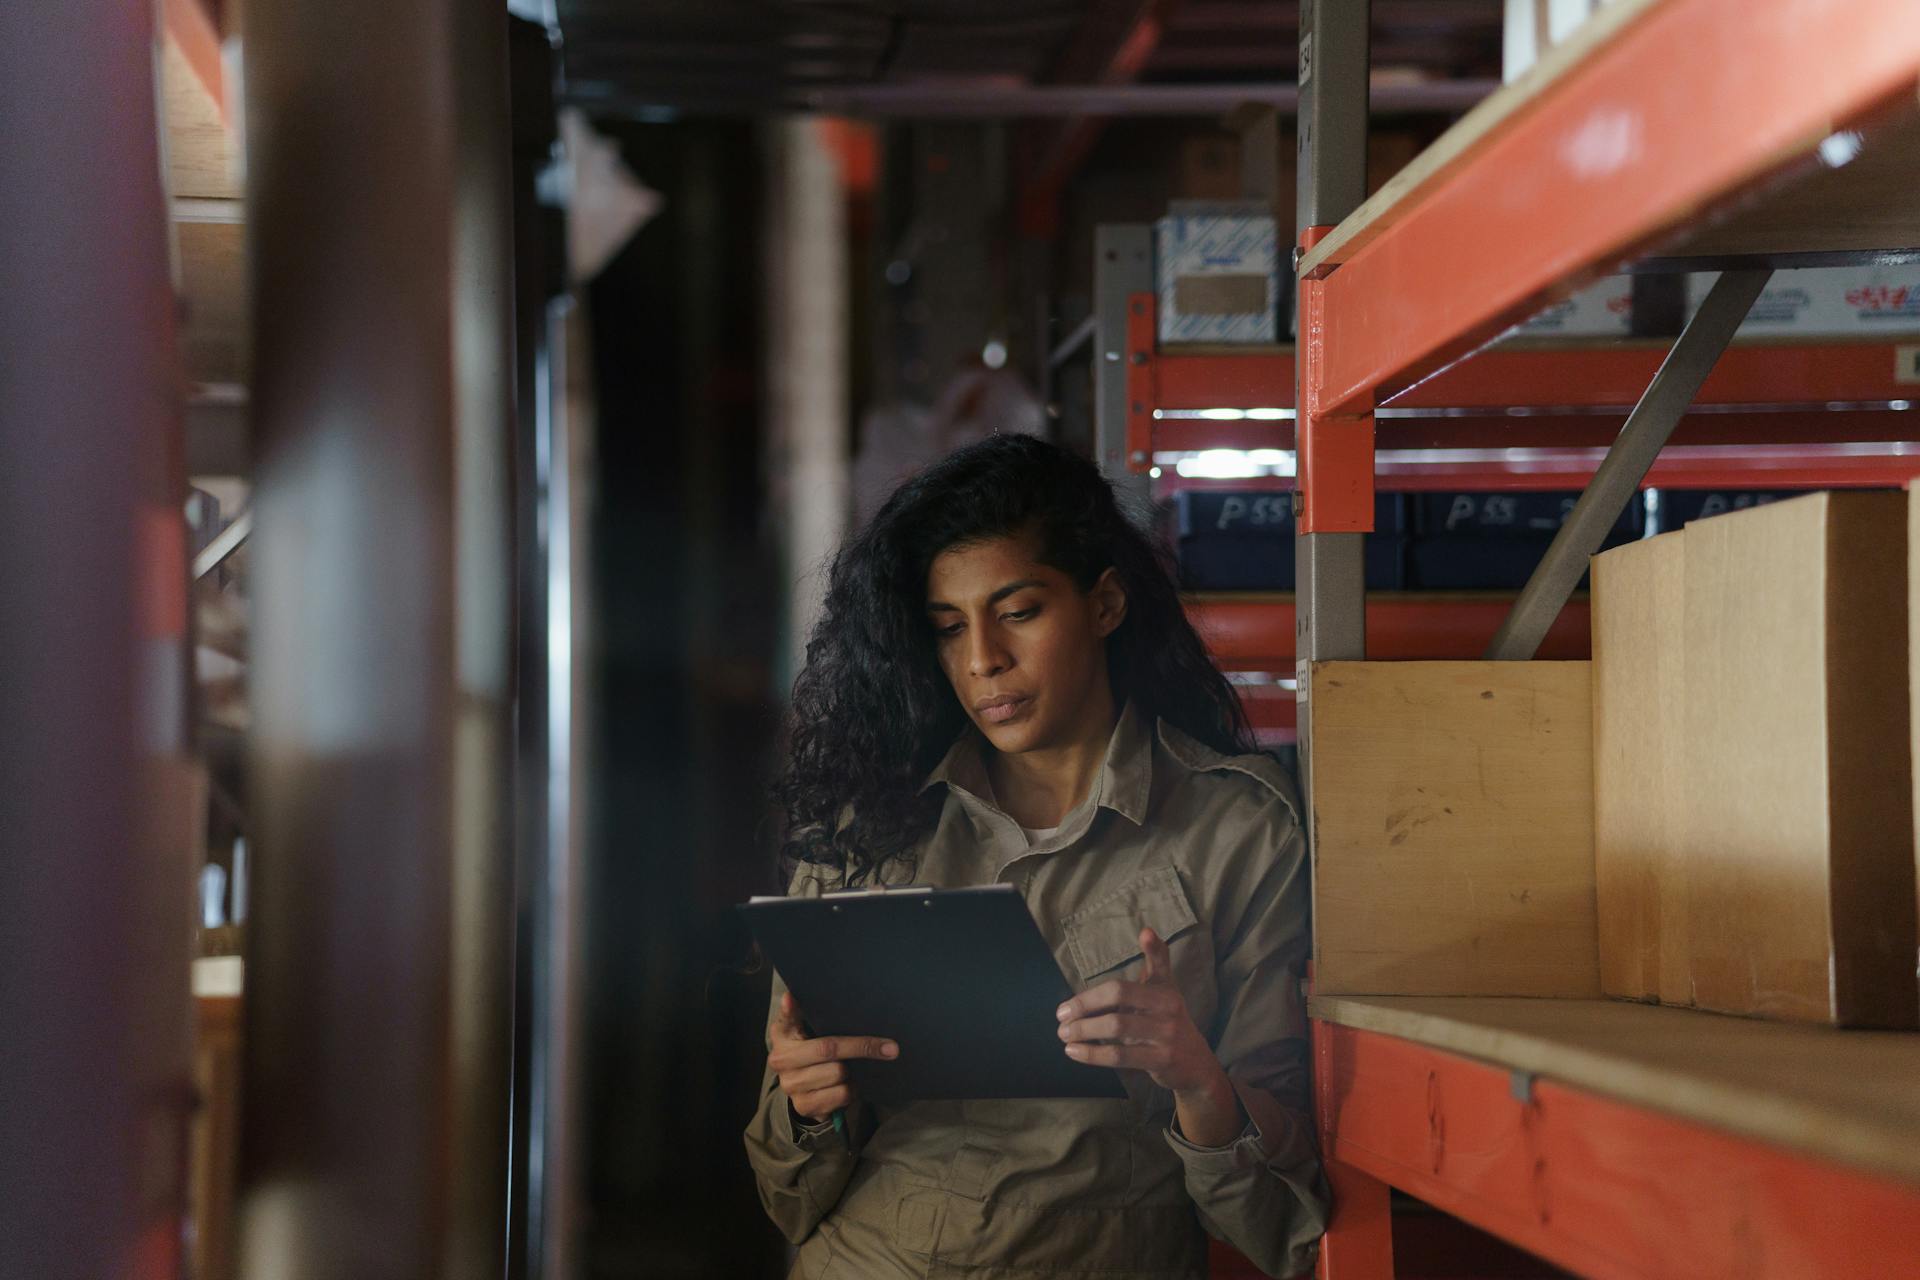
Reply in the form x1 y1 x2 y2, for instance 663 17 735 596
1484 268 1771 660
1294 10 1374 1269
239 0 517 1275
0 2 196 1274
1294 0 1372 672
1093 224 1154 508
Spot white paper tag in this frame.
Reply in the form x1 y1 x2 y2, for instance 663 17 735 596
1897 344 1920 385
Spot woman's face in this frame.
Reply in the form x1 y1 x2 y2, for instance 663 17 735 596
924 531 1127 756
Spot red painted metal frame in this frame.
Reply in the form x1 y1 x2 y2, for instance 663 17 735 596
1157 413 1920 455
1313 1017 1920 1279
1304 0 1920 418
1127 294 1158 468
1298 271 1380 532
1234 682 1298 744
163 0 226 114
1142 338 1920 414
1156 444 1920 493
1187 597 1592 671
1398 343 1920 411
1129 296 1920 488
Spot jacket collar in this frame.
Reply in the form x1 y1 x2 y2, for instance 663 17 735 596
918 697 1153 828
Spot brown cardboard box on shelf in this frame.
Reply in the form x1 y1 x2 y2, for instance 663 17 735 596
1310 661 1601 999
1177 135 1242 202
1591 531 1689 1004
1679 492 1916 1027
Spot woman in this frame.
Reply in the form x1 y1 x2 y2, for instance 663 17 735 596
743 435 1327 1278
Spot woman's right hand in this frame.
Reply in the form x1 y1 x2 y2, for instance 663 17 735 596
768 991 900 1122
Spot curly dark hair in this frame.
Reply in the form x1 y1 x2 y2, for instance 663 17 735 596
776 433 1253 885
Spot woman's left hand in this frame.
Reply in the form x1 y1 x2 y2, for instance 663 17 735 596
1057 926 1246 1145
1054 927 1228 1090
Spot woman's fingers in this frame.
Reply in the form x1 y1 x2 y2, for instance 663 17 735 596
790 1083 857 1121
1058 1011 1171 1045
1138 926 1171 985
769 991 805 1044
1057 978 1175 1022
780 1060 849 1096
1064 1040 1173 1071
768 1032 900 1076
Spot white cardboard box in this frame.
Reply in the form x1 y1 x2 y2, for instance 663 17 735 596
1689 265 1920 336
1512 275 1634 338
1155 206 1280 345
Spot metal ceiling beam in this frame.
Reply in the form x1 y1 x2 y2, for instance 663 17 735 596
799 79 1495 118
1168 0 1502 30
1150 40 1491 71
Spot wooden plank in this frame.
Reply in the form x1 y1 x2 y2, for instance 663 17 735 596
1308 661 1602 998
1311 993 1920 1187
1682 492 1917 1027
162 37 239 201
1296 0 1662 273
179 221 249 385
191 959 243 1280
1659 108 1920 261
1591 532 1689 1004
1301 4 1920 279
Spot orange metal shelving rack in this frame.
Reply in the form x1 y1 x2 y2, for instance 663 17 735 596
1091 0 1920 1275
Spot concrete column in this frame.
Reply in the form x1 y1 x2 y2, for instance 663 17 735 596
766 118 852 689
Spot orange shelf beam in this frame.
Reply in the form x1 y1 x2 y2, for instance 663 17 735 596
1145 341 1920 414
1303 0 1920 417
163 0 226 116
1187 595 1592 672
1314 1019 1920 1280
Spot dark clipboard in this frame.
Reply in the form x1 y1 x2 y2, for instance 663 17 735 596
740 883 1127 1105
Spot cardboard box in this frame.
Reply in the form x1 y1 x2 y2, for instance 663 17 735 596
1404 490 1642 591
1591 532 1690 1003
1171 491 1404 591
1155 204 1279 345
1680 492 1916 1027
1176 136 1242 202
1310 661 1601 998
1503 0 1619 82
1511 275 1634 338
1688 265 1920 336
1650 488 1788 533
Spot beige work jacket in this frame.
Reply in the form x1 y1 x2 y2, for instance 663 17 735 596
743 701 1328 1279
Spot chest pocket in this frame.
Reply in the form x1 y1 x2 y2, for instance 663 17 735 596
1060 864 1199 984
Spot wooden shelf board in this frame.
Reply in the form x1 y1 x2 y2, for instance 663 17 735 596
1300 4 1920 281
1655 107 1920 263
1311 993 1920 1186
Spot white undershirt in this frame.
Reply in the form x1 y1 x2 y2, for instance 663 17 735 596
1020 824 1061 846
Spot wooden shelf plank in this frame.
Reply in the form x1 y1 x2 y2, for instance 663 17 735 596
1311 993 1920 1185
1659 110 1920 264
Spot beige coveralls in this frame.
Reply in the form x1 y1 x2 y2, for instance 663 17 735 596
743 702 1329 1278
